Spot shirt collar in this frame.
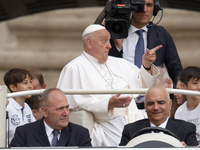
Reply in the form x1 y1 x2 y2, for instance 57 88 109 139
150 117 169 128
83 51 99 64
129 25 148 34
83 51 107 67
43 120 61 137
8 97 23 110
43 120 54 137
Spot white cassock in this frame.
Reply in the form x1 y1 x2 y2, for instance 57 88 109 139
57 51 159 146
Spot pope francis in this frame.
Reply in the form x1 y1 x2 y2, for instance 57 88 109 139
57 24 162 146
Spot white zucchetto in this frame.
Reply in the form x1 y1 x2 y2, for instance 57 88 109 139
82 24 106 37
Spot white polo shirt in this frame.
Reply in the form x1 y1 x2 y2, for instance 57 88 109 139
6 98 36 145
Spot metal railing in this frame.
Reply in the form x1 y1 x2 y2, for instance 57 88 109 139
7 88 200 98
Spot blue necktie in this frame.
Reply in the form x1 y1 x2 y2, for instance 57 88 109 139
135 30 144 68
51 129 59 146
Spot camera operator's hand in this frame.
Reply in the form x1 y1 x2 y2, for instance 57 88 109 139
113 39 124 50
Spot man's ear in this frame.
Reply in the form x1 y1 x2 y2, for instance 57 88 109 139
144 103 147 112
86 38 93 49
166 78 173 88
9 84 17 92
41 106 48 117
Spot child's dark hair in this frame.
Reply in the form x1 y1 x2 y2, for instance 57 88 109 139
179 66 200 86
25 95 42 110
4 68 33 92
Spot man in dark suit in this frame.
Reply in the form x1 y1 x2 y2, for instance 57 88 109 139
9 88 92 147
109 0 182 110
119 86 198 147
109 0 182 85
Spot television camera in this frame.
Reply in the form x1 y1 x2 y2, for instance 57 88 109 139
95 0 145 39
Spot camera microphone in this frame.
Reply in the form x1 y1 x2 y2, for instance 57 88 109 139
147 7 163 28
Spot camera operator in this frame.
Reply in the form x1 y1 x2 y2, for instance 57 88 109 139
108 0 183 100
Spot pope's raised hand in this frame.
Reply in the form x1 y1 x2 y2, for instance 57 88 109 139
142 45 163 68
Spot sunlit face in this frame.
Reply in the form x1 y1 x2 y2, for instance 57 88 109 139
145 86 172 126
12 74 33 98
131 0 154 28
43 90 69 130
184 78 200 100
90 29 111 64
174 80 186 105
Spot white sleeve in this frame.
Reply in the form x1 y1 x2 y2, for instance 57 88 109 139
140 64 160 88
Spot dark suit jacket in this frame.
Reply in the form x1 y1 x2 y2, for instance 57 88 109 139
9 119 92 147
109 24 183 84
119 118 198 146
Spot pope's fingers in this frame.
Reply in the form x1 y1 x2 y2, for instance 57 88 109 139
152 45 163 52
144 48 150 55
145 48 156 56
146 54 156 58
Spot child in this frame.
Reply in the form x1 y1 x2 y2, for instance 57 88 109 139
4 68 36 145
170 77 187 118
175 66 200 145
25 95 43 120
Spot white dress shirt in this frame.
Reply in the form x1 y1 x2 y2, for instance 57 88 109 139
122 25 148 65
150 117 169 133
43 120 60 146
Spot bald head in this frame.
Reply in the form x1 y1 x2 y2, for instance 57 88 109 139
144 86 172 126
41 88 69 130
145 86 170 103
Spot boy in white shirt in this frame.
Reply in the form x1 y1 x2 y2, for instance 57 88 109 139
4 68 36 145
175 66 200 145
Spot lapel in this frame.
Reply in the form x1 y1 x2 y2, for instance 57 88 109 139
135 119 150 133
142 119 151 128
147 26 157 49
166 118 178 133
57 123 72 146
131 119 151 139
144 119 152 133
33 119 51 146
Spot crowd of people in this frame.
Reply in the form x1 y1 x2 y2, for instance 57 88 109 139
3 0 200 148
